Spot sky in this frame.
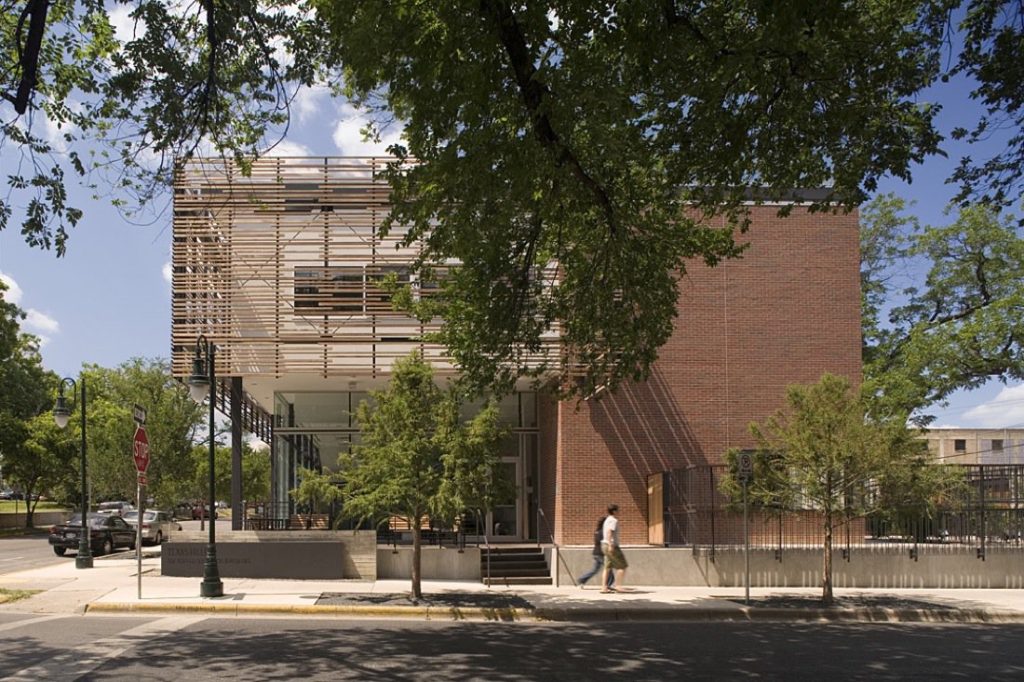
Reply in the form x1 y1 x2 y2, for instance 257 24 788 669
1 25 1023 432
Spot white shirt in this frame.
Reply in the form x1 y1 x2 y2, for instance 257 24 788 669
602 514 619 547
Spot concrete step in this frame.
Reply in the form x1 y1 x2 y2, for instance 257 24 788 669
483 575 553 586
481 559 548 570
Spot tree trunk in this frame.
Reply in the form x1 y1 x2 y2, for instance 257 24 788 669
411 522 422 600
822 510 834 606
23 489 38 528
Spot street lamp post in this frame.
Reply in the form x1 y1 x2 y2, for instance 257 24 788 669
53 376 92 569
188 335 224 598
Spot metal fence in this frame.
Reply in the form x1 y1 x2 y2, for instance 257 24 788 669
660 464 1024 560
241 500 471 548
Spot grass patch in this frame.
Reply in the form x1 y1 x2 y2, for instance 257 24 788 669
0 589 39 604
0 501 69 514
0 527 49 537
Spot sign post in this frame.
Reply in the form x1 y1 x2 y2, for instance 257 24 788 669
737 453 754 606
132 420 150 599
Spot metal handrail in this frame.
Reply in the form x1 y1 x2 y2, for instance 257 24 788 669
538 506 577 586
477 509 492 587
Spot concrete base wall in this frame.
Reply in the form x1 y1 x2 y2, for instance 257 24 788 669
0 511 71 529
164 530 376 580
377 546 481 580
555 546 1024 589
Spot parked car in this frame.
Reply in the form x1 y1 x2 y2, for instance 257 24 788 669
172 502 193 520
48 514 136 556
191 503 217 520
96 501 133 517
123 510 183 545
0 489 13 500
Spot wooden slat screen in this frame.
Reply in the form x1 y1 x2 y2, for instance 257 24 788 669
172 156 561 382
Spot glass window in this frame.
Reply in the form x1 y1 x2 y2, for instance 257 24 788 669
520 392 537 428
954 439 966 452
275 392 356 429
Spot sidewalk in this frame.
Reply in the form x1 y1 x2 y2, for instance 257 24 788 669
4 551 1024 623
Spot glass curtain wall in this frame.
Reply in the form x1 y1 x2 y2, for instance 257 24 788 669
271 390 539 538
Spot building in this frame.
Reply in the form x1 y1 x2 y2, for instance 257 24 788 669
171 156 861 548
923 428 1024 465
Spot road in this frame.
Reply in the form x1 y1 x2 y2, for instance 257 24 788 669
1 614 1023 680
0 535 65 576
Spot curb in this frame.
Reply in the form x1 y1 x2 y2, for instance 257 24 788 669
85 602 531 621
534 606 1024 623
84 601 1024 624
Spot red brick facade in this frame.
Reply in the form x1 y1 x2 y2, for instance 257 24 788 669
545 205 862 545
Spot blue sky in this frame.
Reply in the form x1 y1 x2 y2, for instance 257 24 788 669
1 28 1022 430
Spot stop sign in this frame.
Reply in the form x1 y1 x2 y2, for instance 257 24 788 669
132 426 150 474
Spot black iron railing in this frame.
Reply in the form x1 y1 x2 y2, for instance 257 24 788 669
660 464 1024 560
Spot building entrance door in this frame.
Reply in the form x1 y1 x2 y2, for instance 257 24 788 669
489 458 522 540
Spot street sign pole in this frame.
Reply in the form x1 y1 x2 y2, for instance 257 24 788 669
743 480 750 606
137 477 144 599
737 452 754 606
132 412 149 600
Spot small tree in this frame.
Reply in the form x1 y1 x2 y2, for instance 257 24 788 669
290 467 343 528
723 373 957 605
340 352 505 599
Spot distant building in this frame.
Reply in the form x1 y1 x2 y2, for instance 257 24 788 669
171 156 861 546
922 428 1024 465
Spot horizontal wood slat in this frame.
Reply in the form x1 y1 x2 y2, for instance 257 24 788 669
172 157 559 382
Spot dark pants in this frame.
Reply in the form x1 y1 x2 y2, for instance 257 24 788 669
578 554 614 587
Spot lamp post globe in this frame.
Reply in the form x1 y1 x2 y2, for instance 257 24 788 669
53 376 92 569
188 353 210 403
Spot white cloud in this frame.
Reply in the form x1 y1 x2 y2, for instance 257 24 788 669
332 104 404 156
24 309 59 334
109 3 141 43
291 84 332 124
162 262 173 286
0 272 24 304
0 271 60 340
963 384 1024 427
265 139 314 157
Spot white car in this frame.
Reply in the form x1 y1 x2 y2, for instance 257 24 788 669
96 501 133 517
123 510 182 545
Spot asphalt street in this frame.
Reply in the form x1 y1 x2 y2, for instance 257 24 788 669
2 614 1024 680
0 535 64 576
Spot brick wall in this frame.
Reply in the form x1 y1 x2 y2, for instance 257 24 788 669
553 205 862 545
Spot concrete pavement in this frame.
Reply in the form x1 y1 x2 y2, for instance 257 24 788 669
3 548 1024 622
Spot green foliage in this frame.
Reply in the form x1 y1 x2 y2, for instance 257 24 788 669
318 0 945 397
290 467 343 519
1 414 78 526
3 2 954 397
190 442 271 507
722 374 953 603
860 197 1024 422
0 284 65 524
946 0 1024 210
340 352 505 597
74 359 204 508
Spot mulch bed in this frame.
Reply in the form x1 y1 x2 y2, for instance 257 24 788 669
315 592 533 609
727 595 957 610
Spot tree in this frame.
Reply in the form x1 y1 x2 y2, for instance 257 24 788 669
340 352 505 599
860 196 1024 422
77 359 205 507
3 2 949 396
723 374 953 605
290 467 343 527
0 283 64 523
2 414 78 527
945 0 1024 211
192 442 271 509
